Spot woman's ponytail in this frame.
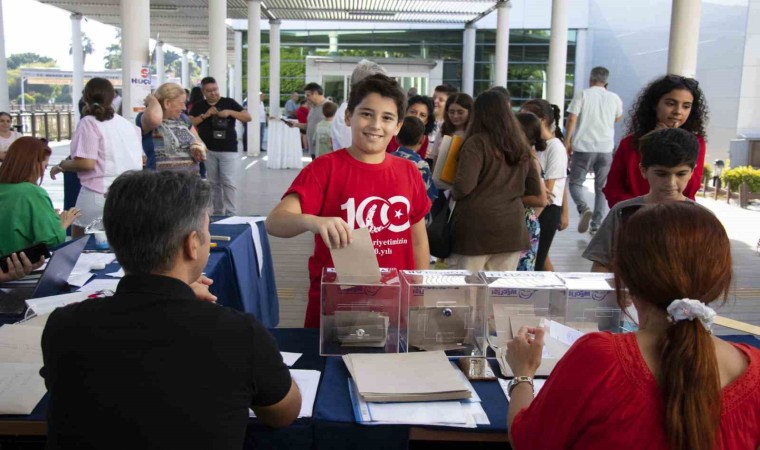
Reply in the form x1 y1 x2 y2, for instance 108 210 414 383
550 104 565 142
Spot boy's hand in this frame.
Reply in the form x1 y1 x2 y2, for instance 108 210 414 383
307 216 352 249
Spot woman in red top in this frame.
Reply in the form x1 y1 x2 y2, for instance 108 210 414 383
603 75 707 207
385 95 435 159
505 202 759 450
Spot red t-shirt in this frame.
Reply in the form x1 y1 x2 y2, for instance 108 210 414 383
602 134 706 208
386 135 429 159
283 149 432 328
296 106 309 124
512 332 760 450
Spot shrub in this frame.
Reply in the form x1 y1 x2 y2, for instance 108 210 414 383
721 166 760 193
702 163 713 183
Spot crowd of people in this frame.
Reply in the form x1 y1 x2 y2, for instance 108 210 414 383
0 58 757 449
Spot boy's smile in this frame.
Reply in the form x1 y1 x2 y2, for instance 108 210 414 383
346 93 402 163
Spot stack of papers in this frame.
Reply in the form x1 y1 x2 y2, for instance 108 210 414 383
348 362 489 428
67 253 116 287
0 324 48 414
343 351 471 402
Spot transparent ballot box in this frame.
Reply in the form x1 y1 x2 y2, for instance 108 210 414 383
320 268 401 356
482 271 567 353
556 272 624 333
399 270 487 356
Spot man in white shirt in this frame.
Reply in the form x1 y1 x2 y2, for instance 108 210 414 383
565 67 623 234
330 59 386 150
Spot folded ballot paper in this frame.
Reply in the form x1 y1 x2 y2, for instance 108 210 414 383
342 351 471 403
495 319 584 377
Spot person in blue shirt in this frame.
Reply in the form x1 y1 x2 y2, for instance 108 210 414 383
392 116 438 203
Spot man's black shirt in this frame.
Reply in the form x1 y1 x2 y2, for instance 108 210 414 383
190 97 244 152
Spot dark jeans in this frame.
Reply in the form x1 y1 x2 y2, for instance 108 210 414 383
568 152 612 228
535 204 561 271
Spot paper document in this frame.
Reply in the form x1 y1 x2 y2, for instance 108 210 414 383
213 216 267 276
499 378 547 401
71 253 116 275
249 369 320 419
76 279 119 293
0 363 48 415
67 272 94 287
106 268 125 278
281 352 302 367
0 325 44 365
329 227 381 283
548 319 585 347
25 291 91 317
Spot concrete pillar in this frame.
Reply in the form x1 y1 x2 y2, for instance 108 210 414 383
573 29 587 98
247 0 261 156
328 32 338 55
120 0 150 122
494 1 511 88
0 0 9 112
201 56 209 78
234 31 243 104
228 65 235 101
547 0 568 121
71 13 84 124
209 0 227 95
462 23 476 96
155 41 165 86
181 50 190 89
667 0 702 77
269 19 281 117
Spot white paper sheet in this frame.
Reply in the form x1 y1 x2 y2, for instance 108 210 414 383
548 319 585 347
25 291 91 317
0 325 44 365
0 363 48 414
66 272 94 287
368 400 467 424
71 253 116 275
106 268 125 278
76 279 120 293
213 216 267 276
249 369 320 419
281 352 302 367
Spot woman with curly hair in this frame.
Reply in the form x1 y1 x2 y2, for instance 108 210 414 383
603 75 707 207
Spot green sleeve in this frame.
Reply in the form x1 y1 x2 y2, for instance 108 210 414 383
28 186 66 248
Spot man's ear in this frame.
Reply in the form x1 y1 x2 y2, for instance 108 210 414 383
184 230 200 261
638 163 647 180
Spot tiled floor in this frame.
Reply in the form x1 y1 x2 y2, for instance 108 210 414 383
44 143 760 334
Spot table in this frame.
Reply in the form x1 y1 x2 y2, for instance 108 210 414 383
2 330 758 449
266 120 303 169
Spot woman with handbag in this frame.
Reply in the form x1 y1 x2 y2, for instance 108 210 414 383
447 90 543 271
138 82 206 172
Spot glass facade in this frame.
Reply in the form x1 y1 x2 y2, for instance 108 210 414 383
244 28 576 109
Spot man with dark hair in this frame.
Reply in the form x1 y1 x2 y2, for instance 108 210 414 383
565 66 623 234
189 76 251 216
41 171 301 449
287 82 325 158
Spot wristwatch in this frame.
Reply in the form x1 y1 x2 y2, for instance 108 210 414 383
507 376 534 397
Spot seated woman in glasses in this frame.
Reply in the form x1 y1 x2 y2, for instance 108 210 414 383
506 201 760 450
0 137 80 256
603 75 707 208
583 127 706 272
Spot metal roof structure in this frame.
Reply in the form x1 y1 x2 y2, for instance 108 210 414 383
37 0 502 57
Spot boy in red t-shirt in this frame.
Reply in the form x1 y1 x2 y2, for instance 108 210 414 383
266 74 432 328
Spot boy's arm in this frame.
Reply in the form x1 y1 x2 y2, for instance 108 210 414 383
265 193 352 249
411 219 430 270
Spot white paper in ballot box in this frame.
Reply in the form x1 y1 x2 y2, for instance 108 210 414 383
496 319 584 377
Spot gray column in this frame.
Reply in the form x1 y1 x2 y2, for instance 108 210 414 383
547 0 568 121
462 23 476 96
667 0 702 77
494 1 511 88
71 13 84 124
328 32 338 55
269 19 281 117
0 0 9 112
247 0 261 156
201 56 209 78
209 0 227 95
234 31 243 104
120 0 150 122
181 50 190 89
156 41 165 86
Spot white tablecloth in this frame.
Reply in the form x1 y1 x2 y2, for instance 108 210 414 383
267 120 303 169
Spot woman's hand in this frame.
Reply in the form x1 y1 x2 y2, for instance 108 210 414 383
506 326 545 378
306 216 352 249
0 252 45 283
58 207 82 229
49 163 64 180
190 144 205 162
143 94 159 108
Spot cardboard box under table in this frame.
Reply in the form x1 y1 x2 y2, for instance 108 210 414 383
320 268 401 356
399 270 487 356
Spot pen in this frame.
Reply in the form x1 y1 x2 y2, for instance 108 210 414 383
209 243 218 248
210 236 231 241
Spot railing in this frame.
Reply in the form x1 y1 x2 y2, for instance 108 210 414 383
9 109 74 142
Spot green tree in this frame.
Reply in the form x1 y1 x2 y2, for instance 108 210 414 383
69 32 95 66
104 30 122 70
7 53 56 70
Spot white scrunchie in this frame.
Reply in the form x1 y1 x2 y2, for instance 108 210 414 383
666 299 716 332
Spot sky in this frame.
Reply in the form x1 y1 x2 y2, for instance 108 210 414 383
2 0 183 72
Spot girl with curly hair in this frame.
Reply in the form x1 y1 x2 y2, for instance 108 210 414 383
603 75 708 207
